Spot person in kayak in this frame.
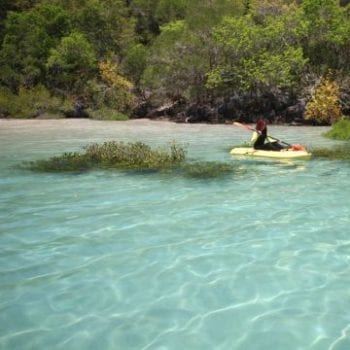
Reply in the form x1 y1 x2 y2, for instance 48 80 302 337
251 119 285 151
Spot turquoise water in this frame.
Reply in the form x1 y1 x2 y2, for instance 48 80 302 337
1 119 350 350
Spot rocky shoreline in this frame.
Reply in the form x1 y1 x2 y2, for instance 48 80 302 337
134 95 311 125
2 91 348 125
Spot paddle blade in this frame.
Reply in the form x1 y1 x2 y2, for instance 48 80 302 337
233 122 254 131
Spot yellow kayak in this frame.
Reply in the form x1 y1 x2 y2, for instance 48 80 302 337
230 147 312 159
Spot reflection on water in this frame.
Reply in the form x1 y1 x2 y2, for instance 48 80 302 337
1 119 350 350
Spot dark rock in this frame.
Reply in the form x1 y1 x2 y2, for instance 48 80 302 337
185 103 218 123
65 109 89 118
284 99 306 122
340 89 350 116
140 92 315 125
133 101 152 118
145 99 186 119
65 97 89 118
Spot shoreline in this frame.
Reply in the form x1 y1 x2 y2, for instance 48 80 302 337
0 116 321 127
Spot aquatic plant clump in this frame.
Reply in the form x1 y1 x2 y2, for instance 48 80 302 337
26 141 248 179
324 119 350 141
181 161 245 179
311 145 350 160
85 141 186 169
28 141 187 172
28 152 94 172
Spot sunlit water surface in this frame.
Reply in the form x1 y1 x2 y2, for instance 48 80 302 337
1 119 350 350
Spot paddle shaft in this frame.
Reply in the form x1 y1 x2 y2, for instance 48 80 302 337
233 122 292 148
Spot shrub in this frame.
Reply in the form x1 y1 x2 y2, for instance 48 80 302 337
82 61 136 114
87 108 129 121
98 60 136 113
304 77 343 124
0 87 13 117
0 85 68 118
324 118 350 140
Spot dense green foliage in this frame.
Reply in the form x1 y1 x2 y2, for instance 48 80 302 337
0 85 70 118
324 118 350 140
1 0 350 120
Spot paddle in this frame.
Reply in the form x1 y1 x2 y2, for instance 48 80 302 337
233 121 294 148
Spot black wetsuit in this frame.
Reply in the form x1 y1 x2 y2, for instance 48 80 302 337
254 128 284 151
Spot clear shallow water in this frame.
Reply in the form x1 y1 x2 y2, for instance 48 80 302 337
1 119 350 350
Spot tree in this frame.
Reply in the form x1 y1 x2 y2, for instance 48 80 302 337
123 43 148 85
248 0 297 20
129 0 161 43
155 0 188 23
98 60 135 112
49 0 136 57
207 12 306 96
0 0 38 22
0 1 13 39
142 20 210 102
75 0 135 57
46 31 97 94
300 0 350 71
0 3 71 89
82 59 136 113
142 0 247 103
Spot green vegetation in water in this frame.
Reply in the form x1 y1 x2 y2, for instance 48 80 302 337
85 141 186 170
323 119 350 141
26 141 247 179
29 152 94 172
181 161 245 179
311 145 350 160
28 141 186 172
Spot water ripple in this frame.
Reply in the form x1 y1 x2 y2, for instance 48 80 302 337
1 120 350 349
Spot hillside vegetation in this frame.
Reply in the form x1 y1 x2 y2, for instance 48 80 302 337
1 0 350 123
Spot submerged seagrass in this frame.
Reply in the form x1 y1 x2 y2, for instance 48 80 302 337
181 161 244 179
26 141 247 179
311 145 350 160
